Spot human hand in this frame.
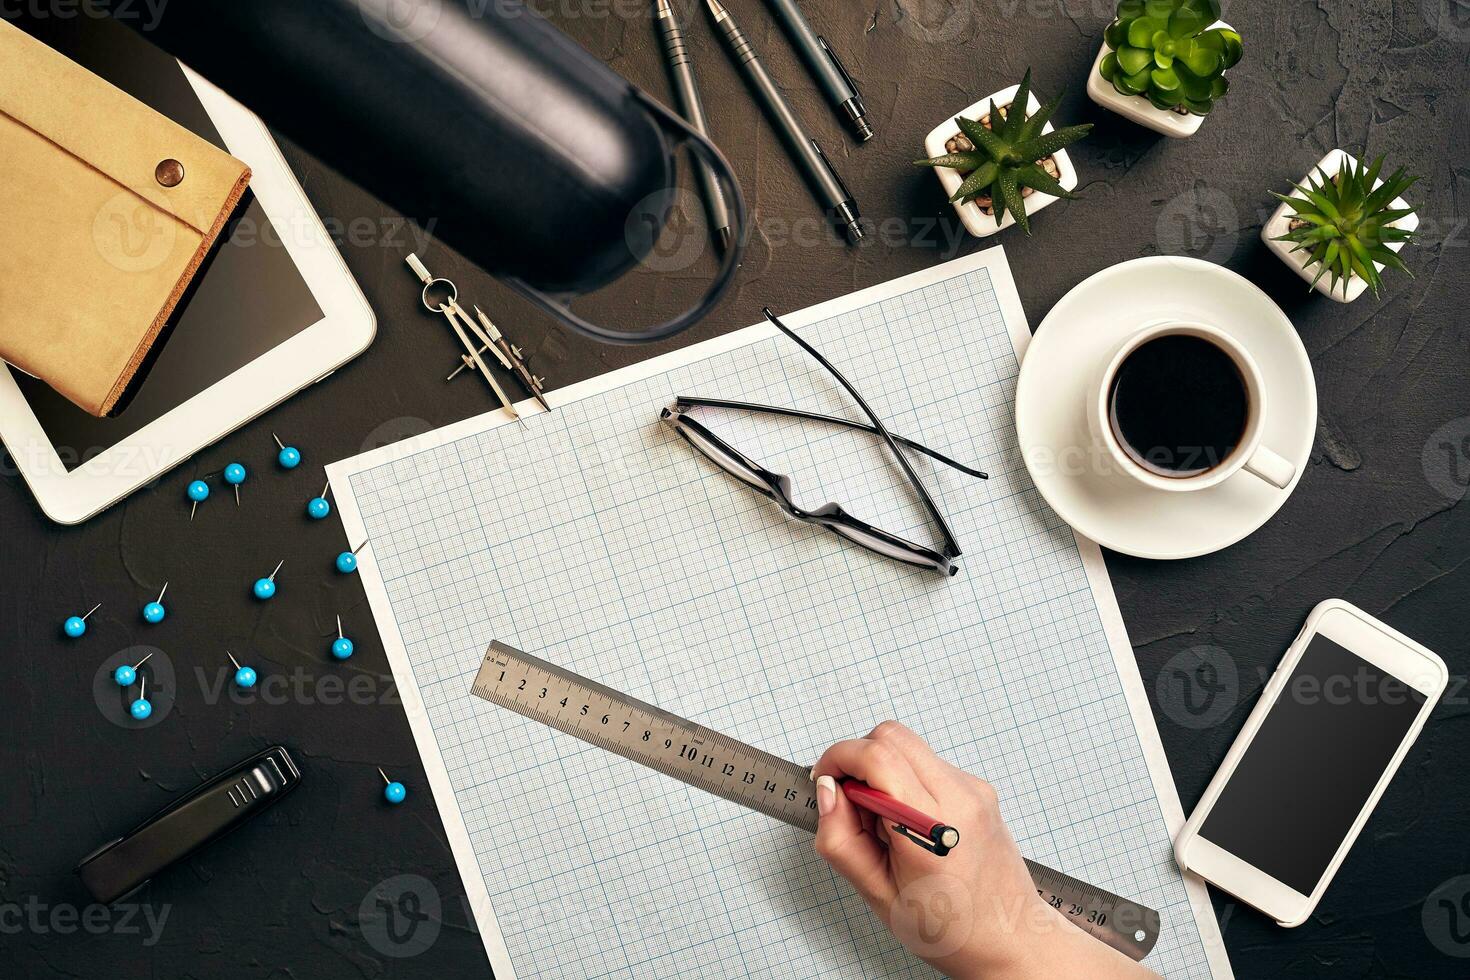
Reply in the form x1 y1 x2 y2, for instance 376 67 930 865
812 722 1158 980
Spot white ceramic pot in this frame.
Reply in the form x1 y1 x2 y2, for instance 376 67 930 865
1261 148 1420 304
1084 21 1232 138
923 84 1079 239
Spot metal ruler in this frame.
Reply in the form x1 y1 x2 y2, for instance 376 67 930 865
470 641 1161 962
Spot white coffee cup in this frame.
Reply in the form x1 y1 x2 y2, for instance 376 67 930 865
1089 321 1296 492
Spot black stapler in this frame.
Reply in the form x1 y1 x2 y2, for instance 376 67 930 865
76 746 302 904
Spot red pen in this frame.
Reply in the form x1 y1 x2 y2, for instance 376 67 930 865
840 778 961 856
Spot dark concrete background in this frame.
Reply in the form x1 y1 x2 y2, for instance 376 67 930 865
3 1 1468 977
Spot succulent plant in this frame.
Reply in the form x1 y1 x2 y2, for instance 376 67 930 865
1099 0 1242 115
1272 154 1419 299
914 69 1092 234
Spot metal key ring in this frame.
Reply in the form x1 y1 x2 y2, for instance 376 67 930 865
421 277 458 313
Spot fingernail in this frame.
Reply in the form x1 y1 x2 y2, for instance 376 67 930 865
808 767 816 781
816 775 837 816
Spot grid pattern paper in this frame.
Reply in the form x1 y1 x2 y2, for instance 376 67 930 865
329 249 1229 980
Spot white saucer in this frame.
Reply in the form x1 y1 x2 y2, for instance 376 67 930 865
1015 257 1317 560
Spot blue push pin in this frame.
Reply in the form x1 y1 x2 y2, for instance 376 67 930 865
274 432 301 470
307 481 332 521
142 583 168 624
332 615 355 660
227 651 257 689
113 651 153 688
336 540 368 574
130 676 153 721
379 768 407 805
187 480 210 521
63 602 101 638
253 559 284 600
223 462 247 506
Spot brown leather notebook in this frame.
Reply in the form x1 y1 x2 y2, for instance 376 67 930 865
0 20 250 417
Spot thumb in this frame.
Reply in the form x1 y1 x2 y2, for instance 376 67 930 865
814 775 895 907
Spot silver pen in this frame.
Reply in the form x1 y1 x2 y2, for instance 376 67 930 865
763 0 872 142
706 0 863 244
654 0 733 250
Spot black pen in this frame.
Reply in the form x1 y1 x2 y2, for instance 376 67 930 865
705 0 863 244
763 0 873 142
654 0 733 250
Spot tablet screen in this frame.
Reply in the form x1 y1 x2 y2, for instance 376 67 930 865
7 15 323 471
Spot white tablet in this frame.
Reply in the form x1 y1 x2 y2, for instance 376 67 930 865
0 31 374 525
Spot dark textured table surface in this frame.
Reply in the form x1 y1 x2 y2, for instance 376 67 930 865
4 3 1468 978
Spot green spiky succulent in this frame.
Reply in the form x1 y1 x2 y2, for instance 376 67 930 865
914 69 1092 234
1272 154 1419 299
1099 0 1242 115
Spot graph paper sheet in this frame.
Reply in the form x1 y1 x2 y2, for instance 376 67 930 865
328 247 1232 980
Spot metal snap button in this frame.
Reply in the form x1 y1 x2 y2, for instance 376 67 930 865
155 159 185 187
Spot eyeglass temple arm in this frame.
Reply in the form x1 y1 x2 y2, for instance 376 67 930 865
761 309 962 560
672 397 988 480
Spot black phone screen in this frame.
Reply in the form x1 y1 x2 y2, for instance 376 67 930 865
1198 634 1426 895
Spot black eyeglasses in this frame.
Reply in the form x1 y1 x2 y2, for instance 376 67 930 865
659 309 987 576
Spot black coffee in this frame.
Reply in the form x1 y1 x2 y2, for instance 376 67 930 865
1108 333 1249 478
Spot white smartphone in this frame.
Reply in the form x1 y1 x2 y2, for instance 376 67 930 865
1174 599 1446 927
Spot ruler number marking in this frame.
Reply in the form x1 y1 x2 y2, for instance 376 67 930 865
471 643 1158 961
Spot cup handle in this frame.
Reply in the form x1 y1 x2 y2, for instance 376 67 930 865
1244 445 1295 490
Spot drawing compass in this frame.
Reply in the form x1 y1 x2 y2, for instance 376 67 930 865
444 306 551 413
405 253 520 421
